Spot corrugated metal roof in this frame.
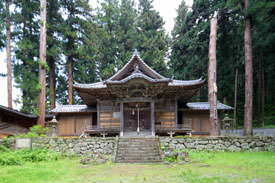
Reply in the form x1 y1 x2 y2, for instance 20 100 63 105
0 105 53 119
186 102 233 110
51 105 96 113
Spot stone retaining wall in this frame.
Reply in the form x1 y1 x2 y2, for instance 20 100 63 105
2 137 116 156
33 137 116 155
1 136 274 157
160 136 275 152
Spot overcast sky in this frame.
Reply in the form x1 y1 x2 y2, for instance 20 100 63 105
0 0 193 110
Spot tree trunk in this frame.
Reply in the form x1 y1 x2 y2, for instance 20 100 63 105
208 18 219 136
6 0 12 108
68 55 73 105
244 0 253 136
37 0 47 127
261 54 265 127
234 67 238 129
257 56 261 127
49 57 56 109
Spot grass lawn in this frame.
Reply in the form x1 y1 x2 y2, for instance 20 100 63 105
0 151 274 183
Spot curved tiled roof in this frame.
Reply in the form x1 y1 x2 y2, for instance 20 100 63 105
108 50 167 81
169 78 205 86
74 81 106 89
105 72 171 84
73 50 204 90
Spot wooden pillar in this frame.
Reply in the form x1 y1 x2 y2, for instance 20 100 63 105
151 101 155 136
175 99 178 128
97 103 100 129
120 102 124 136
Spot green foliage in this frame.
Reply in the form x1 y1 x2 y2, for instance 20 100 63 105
10 125 48 138
38 60 50 72
0 148 61 166
136 0 169 76
0 145 10 152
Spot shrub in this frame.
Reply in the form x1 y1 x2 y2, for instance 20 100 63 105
0 144 10 152
0 148 61 166
9 125 49 138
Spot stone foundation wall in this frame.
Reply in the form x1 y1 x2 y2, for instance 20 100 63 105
32 137 116 155
160 136 275 152
0 137 116 156
1 136 274 157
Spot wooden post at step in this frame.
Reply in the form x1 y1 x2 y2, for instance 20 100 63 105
120 102 124 136
234 68 238 129
168 131 175 138
151 101 155 136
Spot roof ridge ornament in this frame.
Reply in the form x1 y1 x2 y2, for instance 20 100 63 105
133 49 140 57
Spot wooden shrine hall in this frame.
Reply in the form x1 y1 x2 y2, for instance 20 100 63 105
52 50 232 137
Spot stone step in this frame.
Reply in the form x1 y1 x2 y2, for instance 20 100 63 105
117 148 159 152
117 152 160 156
115 137 161 163
119 141 157 144
118 141 157 144
117 149 160 152
118 144 159 148
116 160 162 163
119 139 157 142
116 155 161 159
116 156 161 160
116 157 161 161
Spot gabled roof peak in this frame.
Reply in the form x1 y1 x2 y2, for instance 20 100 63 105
108 49 166 81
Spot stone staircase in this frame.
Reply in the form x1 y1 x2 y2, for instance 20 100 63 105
114 137 162 163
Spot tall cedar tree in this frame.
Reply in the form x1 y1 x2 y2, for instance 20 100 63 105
116 0 138 68
0 1 5 49
6 0 12 108
47 0 63 109
60 0 92 104
136 0 168 75
243 0 253 136
170 1 192 80
95 0 120 80
13 0 40 114
37 0 47 127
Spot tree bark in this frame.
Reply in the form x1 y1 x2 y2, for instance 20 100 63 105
37 0 47 127
261 54 265 127
49 57 56 109
234 67 238 129
244 0 253 136
6 0 12 108
208 18 219 136
68 55 73 105
257 56 261 127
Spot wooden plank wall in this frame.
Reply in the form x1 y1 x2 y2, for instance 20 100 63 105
98 101 120 129
182 111 210 133
58 113 92 136
155 100 175 129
